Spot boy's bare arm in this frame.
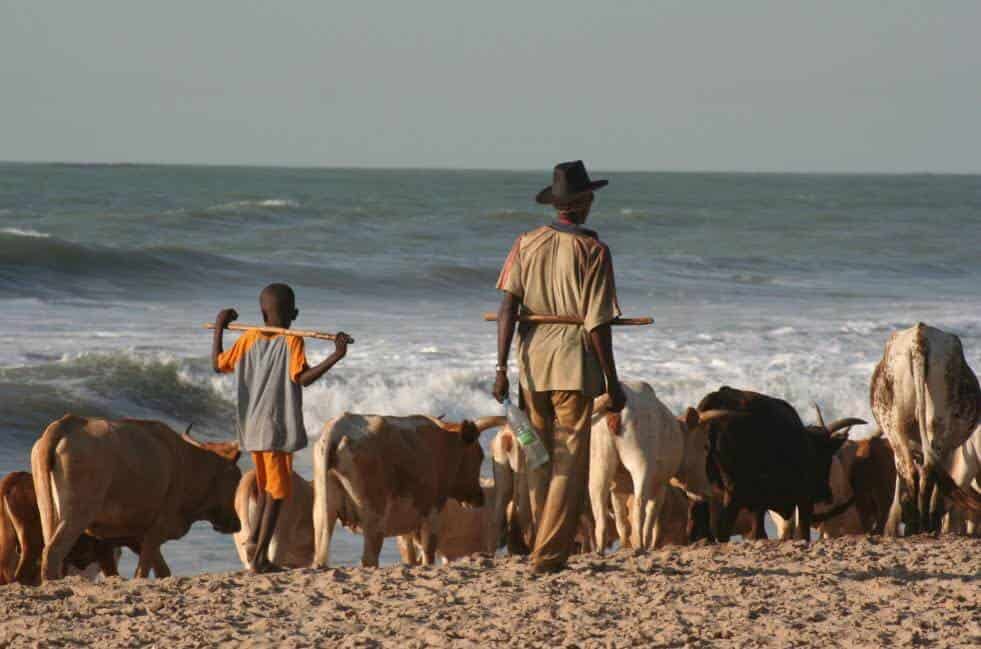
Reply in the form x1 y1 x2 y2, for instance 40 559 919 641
296 332 351 387
212 308 238 372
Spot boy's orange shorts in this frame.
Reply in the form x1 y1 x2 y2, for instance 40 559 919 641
251 451 293 500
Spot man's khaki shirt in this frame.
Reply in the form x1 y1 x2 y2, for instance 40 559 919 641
497 223 621 398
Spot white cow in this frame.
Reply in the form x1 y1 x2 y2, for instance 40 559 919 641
942 423 981 536
870 323 981 534
588 381 712 551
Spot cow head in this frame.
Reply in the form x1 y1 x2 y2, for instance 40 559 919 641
807 404 866 502
441 416 504 509
671 407 715 502
181 428 243 534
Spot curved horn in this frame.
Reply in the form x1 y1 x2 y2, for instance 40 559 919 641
813 403 826 430
181 431 204 449
827 418 867 434
698 409 739 424
474 416 507 433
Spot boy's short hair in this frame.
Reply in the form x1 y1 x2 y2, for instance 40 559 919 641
260 283 296 309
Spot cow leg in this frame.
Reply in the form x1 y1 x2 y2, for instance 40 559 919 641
588 476 611 555
135 539 167 579
928 480 945 533
97 544 120 578
647 482 668 550
795 503 813 542
10 507 43 586
611 492 631 549
490 459 514 555
770 510 795 540
748 509 768 540
918 468 938 534
687 501 713 543
313 473 343 569
361 525 384 568
397 535 420 565
418 513 439 566
716 499 738 543
885 474 905 537
41 515 91 582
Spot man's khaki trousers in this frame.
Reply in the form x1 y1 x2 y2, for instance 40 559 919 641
522 388 593 572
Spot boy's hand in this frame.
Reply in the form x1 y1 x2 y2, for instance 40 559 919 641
333 332 351 359
215 309 238 329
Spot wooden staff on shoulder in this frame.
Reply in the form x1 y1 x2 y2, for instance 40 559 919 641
204 323 354 344
482 313 653 326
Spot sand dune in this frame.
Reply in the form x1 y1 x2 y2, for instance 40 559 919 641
1 536 978 648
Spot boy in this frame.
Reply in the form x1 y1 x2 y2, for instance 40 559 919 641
212 283 349 573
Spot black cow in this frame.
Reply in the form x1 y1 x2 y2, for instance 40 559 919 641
690 387 863 542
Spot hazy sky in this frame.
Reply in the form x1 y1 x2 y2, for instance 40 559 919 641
2 2 979 172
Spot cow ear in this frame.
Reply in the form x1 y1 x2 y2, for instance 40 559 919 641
460 421 480 445
855 440 871 460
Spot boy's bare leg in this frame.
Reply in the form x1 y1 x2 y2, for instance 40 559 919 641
245 485 266 566
251 497 284 574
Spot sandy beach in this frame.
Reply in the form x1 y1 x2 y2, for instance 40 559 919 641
1 535 977 648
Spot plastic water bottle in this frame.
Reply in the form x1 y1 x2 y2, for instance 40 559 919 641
503 398 550 470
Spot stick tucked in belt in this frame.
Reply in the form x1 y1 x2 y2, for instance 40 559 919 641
482 313 653 326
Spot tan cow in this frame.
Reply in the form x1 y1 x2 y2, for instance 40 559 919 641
31 415 241 581
397 481 498 564
234 469 314 571
312 414 503 568
0 471 130 585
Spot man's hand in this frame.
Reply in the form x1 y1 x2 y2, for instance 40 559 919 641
215 308 238 329
332 332 351 360
493 370 510 404
607 380 627 413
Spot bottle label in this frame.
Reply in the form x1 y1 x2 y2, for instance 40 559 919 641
515 426 537 447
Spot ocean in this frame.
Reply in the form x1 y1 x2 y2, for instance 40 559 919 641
1 162 979 575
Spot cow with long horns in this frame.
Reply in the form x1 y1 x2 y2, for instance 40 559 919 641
690 387 864 542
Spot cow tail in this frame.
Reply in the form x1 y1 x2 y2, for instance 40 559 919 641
312 433 337 568
30 419 66 546
0 489 16 584
811 496 857 524
935 469 981 513
910 327 937 470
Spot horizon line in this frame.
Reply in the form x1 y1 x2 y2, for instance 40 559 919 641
1 159 979 177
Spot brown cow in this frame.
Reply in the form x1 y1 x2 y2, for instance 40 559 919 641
0 471 132 585
312 414 503 568
31 415 241 581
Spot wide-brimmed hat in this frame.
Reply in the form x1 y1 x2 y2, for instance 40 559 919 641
535 160 608 205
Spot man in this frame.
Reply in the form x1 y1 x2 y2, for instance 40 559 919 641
493 160 626 573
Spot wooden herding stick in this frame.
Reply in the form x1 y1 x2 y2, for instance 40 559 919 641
482 313 653 326
204 323 355 343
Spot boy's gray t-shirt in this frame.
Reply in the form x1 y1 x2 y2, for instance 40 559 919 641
216 330 308 453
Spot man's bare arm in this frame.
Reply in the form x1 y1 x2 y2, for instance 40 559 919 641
589 324 626 412
493 293 519 402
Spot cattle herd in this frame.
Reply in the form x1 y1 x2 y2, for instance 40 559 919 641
2 322 980 586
